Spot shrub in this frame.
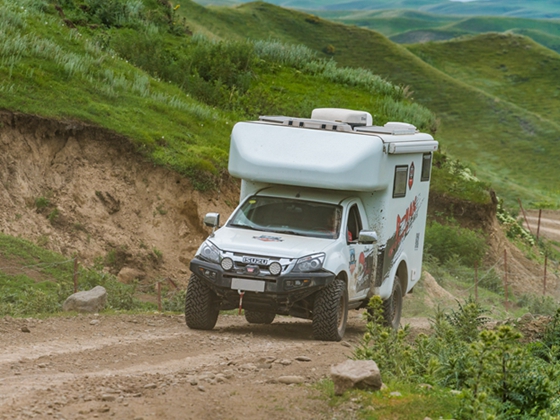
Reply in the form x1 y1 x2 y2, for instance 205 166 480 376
496 202 535 246
35 196 50 209
162 289 186 312
446 297 490 343
424 221 488 266
430 152 491 204
354 299 560 418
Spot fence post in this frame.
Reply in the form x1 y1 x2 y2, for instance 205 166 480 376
536 209 542 241
517 198 532 235
544 254 548 296
73 257 79 293
503 249 509 312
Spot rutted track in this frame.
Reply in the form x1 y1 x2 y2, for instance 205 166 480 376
0 312 369 420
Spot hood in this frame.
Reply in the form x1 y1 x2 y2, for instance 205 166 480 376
208 227 333 259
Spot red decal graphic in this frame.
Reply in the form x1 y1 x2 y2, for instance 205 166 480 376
390 197 419 258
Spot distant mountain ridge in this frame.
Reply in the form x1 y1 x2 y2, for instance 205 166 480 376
193 0 560 19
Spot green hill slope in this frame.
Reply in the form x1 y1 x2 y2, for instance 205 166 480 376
0 0 434 189
406 33 560 123
1 0 559 205
176 1 560 205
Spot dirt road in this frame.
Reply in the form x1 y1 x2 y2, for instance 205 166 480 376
0 312 376 420
526 210 560 243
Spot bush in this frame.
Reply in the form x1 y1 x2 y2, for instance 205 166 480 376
355 299 560 418
430 152 491 204
424 221 488 266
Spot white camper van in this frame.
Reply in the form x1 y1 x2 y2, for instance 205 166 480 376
186 108 438 341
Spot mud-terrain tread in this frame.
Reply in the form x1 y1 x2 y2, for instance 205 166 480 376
244 310 276 324
185 274 219 330
312 278 348 342
382 277 402 330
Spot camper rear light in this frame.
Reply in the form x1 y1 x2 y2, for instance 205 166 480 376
293 253 325 273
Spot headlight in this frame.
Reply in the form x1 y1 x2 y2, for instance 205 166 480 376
293 253 325 273
199 241 221 264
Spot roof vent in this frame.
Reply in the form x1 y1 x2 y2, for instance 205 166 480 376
355 122 418 135
311 108 372 127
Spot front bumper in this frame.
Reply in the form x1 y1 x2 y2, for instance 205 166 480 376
189 257 335 314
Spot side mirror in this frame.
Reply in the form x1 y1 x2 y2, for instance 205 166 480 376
358 230 378 244
203 212 220 228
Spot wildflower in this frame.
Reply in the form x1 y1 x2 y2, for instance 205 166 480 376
174 5 180 10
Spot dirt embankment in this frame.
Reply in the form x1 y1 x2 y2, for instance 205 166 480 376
0 111 237 287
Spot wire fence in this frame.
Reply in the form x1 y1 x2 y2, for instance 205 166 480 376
445 248 560 314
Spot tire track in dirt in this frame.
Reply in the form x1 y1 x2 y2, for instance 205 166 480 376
0 313 367 420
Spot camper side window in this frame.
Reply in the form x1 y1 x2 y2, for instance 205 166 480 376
393 166 408 198
421 153 432 182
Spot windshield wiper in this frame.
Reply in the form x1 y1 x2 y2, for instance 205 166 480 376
229 223 271 232
273 229 304 236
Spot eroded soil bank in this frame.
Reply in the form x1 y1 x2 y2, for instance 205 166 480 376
0 111 237 287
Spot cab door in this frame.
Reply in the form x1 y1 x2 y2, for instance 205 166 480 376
345 202 376 301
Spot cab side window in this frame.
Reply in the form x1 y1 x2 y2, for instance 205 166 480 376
347 205 363 243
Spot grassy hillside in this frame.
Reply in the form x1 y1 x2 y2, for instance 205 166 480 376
2 0 559 207
0 0 434 189
406 33 560 123
176 1 560 206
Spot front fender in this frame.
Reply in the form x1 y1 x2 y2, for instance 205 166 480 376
323 248 349 282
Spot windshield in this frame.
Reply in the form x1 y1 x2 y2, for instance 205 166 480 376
227 196 342 239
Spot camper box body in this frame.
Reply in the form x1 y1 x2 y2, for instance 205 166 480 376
187 109 438 340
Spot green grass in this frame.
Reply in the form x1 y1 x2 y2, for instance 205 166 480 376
317 379 460 420
0 232 153 316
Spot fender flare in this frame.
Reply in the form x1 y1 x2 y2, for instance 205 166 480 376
378 253 409 299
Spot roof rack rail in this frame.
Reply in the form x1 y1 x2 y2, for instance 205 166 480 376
258 116 353 132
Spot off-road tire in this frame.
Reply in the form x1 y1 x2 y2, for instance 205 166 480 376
312 278 348 341
184 274 219 330
244 310 276 324
382 277 403 330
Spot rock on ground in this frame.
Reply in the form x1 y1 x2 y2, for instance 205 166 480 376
62 286 107 313
330 359 383 396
